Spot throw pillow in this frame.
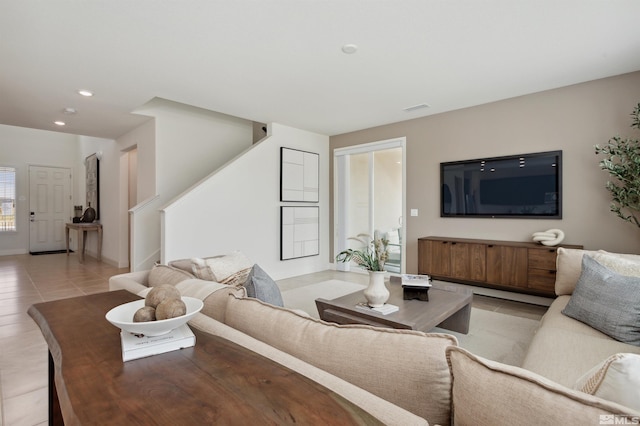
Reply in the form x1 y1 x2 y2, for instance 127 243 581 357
190 251 252 285
243 264 284 307
561 256 640 346
446 346 637 424
167 258 196 275
147 264 195 287
574 353 640 412
591 251 640 278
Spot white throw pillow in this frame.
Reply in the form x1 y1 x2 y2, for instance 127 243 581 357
592 251 640 277
191 251 252 285
574 353 640 412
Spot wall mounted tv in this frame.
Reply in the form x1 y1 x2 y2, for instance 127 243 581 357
440 150 562 219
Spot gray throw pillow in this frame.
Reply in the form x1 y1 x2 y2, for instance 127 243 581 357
562 255 640 346
243 264 284 307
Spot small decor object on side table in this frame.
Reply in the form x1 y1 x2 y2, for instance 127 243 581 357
73 205 83 223
80 202 96 223
336 233 390 307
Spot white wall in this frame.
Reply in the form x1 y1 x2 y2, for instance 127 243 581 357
0 124 78 255
128 98 254 271
162 123 329 280
76 135 126 265
116 119 156 267
136 98 253 199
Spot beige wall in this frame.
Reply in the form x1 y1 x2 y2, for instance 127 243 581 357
330 71 640 273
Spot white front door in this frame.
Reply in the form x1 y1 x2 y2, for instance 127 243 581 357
29 166 72 253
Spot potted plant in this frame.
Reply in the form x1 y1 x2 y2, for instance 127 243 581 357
336 234 390 307
595 103 640 229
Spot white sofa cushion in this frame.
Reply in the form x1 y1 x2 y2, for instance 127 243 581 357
147 264 195 287
555 248 600 295
555 248 640 296
575 353 640 412
447 346 640 425
187 313 428 426
224 295 457 425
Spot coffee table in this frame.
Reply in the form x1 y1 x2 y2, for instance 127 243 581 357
28 290 383 425
316 277 472 334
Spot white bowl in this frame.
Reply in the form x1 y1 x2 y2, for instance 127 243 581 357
105 297 203 336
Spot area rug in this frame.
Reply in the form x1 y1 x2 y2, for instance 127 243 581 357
281 279 539 367
281 280 366 318
433 309 539 366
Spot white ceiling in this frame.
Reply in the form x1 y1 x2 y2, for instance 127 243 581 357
2 1 640 140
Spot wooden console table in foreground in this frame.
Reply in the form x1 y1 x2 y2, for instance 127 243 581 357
65 222 102 264
28 290 380 425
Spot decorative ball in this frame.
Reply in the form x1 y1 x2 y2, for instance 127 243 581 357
133 306 156 322
155 298 187 320
145 284 181 309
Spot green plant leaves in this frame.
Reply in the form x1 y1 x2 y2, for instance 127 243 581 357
335 234 390 271
595 102 640 228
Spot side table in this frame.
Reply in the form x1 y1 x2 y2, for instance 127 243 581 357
65 222 102 263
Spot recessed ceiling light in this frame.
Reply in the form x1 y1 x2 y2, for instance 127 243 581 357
63 107 77 115
54 121 66 126
78 90 94 97
341 44 358 54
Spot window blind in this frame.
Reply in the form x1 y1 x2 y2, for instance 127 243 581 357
0 167 16 231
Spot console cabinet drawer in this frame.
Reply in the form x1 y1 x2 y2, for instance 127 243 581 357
528 247 558 270
527 269 557 293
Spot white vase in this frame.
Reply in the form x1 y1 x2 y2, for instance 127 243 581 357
364 271 390 308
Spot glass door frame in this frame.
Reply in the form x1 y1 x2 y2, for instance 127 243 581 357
333 137 406 273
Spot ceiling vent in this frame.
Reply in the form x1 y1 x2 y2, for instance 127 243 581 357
403 103 431 112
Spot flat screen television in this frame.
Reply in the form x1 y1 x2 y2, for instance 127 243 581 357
440 150 562 219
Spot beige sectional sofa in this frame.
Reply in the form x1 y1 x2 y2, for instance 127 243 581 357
109 249 640 425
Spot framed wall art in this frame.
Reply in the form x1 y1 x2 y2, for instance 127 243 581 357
280 206 319 260
280 147 319 202
85 153 100 220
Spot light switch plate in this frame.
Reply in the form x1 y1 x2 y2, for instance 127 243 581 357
410 209 418 217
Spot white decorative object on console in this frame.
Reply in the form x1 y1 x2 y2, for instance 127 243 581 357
532 229 565 246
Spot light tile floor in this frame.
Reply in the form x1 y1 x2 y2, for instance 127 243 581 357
0 254 548 426
0 253 128 426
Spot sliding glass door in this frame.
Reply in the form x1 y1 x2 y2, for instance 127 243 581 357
334 138 405 273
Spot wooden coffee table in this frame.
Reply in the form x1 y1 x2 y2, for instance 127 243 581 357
316 277 472 334
28 290 383 425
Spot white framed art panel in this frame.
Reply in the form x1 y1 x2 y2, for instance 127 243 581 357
280 206 319 260
280 147 319 202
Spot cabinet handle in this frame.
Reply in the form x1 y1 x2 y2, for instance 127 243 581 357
549 249 556 253
488 245 494 248
451 242 457 245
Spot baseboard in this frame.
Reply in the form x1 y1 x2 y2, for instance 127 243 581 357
0 249 28 256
